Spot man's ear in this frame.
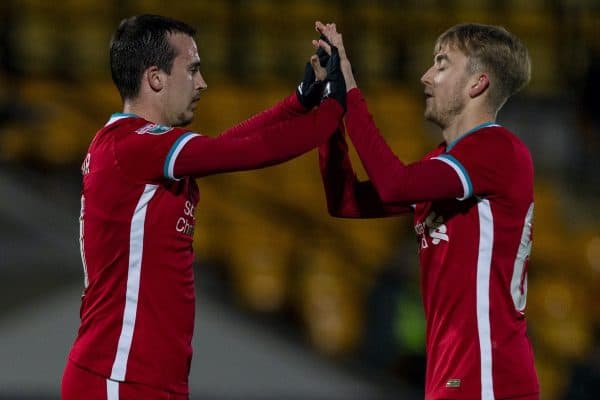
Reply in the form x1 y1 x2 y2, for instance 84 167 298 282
146 66 164 92
469 73 489 98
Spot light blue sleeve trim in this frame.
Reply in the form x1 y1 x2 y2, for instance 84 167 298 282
432 154 473 200
163 132 199 180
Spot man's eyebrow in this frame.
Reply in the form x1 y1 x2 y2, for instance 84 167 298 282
434 54 449 64
188 60 202 69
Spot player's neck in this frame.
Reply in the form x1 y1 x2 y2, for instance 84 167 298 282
123 100 167 126
442 111 496 146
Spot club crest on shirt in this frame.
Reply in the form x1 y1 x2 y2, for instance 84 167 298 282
415 211 449 249
135 123 173 135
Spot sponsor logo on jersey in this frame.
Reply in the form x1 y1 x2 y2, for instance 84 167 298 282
415 211 449 249
176 200 195 236
136 123 173 135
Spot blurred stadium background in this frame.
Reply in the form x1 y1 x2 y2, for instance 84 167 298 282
0 1 598 399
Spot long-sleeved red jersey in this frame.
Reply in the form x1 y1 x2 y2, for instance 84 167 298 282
319 88 539 400
68 94 342 394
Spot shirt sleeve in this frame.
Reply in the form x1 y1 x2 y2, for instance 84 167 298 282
216 92 307 140
343 88 465 204
171 99 343 178
429 153 473 200
318 127 415 218
113 123 198 183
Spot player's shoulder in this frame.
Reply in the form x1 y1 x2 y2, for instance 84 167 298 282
484 125 533 164
484 125 528 148
103 113 189 138
423 142 447 160
453 124 531 159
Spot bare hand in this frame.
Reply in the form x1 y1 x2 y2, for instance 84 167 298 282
310 54 327 81
313 21 345 57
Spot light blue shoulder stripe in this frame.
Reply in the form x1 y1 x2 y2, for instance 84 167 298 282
433 154 473 200
163 132 199 180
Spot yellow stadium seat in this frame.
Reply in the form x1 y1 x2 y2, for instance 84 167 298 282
296 244 365 356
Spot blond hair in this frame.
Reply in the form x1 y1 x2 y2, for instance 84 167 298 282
435 23 531 111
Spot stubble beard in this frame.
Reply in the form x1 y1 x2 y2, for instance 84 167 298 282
173 110 194 127
424 91 466 129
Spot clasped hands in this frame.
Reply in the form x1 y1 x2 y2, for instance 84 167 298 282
296 21 358 111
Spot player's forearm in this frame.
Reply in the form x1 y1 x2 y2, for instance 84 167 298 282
219 93 307 140
344 88 411 203
319 130 412 218
173 99 342 177
345 89 464 203
341 59 357 92
319 130 362 217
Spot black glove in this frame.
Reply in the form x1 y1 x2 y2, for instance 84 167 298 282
322 46 346 111
296 35 331 110
316 34 331 67
296 62 325 109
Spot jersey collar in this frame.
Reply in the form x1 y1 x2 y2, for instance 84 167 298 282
104 112 138 127
445 121 500 151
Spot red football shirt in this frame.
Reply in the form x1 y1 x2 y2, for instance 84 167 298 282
319 89 539 399
69 95 342 394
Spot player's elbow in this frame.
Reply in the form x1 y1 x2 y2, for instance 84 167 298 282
377 185 404 204
326 203 363 219
326 202 344 217
328 208 348 218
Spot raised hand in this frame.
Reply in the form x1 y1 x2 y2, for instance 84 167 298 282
296 55 327 109
313 21 357 91
296 35 332 109
322 45 346 110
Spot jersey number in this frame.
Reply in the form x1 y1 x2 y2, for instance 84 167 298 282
79 195 89 289
510 203 533 313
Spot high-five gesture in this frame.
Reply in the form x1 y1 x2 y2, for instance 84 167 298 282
314 21 357 92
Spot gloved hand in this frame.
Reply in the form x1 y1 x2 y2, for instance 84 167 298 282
296 35 331 110
315 37 330 67
296 62 325 110
322 45 346 111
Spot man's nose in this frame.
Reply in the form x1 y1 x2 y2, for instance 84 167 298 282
420 67 433 86
196 73 207 91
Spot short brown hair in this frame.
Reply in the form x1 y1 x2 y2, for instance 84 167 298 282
435 23 531 111
110 15 196 100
